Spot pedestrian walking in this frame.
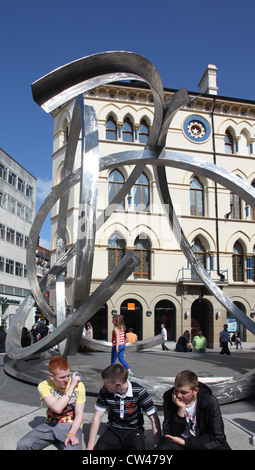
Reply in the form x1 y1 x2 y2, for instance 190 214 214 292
219 324 231 355
161 323 169 350
111 314 133 376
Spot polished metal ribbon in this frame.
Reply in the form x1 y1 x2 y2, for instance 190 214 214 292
6 51 255 360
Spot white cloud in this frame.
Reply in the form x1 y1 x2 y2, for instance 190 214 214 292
36 176 52 203
38 237 51 250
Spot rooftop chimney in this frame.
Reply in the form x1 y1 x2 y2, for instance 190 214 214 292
198 64 218 95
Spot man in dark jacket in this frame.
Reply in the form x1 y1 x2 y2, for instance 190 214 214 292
0 326 6 353
156 369 231 450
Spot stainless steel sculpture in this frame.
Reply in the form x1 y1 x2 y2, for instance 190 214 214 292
6 51 255 362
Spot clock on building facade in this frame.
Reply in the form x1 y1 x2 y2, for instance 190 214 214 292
183 115 211 142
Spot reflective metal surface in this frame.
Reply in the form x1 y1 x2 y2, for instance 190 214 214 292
6 51 255 362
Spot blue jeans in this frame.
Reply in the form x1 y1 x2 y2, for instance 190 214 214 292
111 345 130 370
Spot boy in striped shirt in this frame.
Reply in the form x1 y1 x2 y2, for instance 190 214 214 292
87 364 161 450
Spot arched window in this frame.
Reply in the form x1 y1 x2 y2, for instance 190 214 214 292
251 181 255 220
232 241 244 281
230 192 241 219
252 246 255 281
190 177 204 216
134 236 150 279
108 234 126 273
106 116 117 140
239 131 249 156
247 245 255 281
134 173 149 211
108 169 125 209
63 118 69 144
138 119 149 143
191 237 206 279
225 130 234 154
122 117 133 142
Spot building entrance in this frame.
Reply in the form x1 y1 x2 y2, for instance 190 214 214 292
191 298 213 347
120 299 143 340
154 300 176 341
90 304 108 340
227 301 247 342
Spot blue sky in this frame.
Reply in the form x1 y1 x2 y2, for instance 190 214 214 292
1 0 254 247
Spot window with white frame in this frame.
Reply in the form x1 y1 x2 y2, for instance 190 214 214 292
190 177 204 216
5 258 14 275
232 241 244 282
122 117 134 142
225 130 234 154
106 116 117 140
8 170 16 187
134 172 149 211
108 233 126 273
108 169 125 210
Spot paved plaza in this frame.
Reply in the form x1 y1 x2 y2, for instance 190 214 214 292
1 343 255 451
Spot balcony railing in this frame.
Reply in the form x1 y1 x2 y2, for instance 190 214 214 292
177 267 228 283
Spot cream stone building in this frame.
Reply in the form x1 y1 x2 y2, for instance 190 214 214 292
49 65 255 348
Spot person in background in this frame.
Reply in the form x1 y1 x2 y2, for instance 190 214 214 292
37 321 49 339
231 331 243 350
176 331 191 352
31 323 40 343
126 328 138 343
219 324 231 355
192 331 207 353
21 327 32 348
161 323 169 351
86 322 93 339
0 325 6 353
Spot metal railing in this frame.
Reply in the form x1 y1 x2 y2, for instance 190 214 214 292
177 267 228 282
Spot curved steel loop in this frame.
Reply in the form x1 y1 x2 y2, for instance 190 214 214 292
29 97 84 323
97 88 190 229
157 88 190 152
66 102 99 355
72 103 99 311
100 149 255 209
155 165 255 333
27 51 189 355
8 147 255 359
7 50 255 361
81 334 164 352
27 98 100 337
6 251 139 359
31 51 165 149
28 144 255 334
6 243 77 350
99 149 255 333
55 95 84 330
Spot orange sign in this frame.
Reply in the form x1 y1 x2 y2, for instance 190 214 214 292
127 303 135 310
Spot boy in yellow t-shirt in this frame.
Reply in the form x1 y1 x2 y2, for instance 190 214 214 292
17 356 86 450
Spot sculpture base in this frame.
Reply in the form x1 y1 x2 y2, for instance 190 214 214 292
4 347 255 405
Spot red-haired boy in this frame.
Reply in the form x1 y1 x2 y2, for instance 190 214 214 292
17 356 86 450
